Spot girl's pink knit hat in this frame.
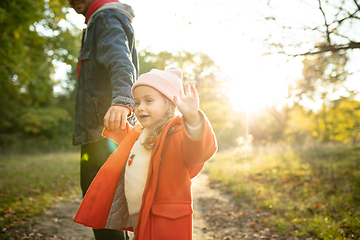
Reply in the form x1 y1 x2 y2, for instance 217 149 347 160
131 67 183 103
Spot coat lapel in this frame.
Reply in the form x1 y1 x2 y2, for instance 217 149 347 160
136 116 181 238
73 127 140 228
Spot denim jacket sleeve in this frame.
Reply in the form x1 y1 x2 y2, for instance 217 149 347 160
95 10 137 108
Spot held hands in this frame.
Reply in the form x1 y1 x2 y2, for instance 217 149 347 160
174 82 202 128
104 105 130 133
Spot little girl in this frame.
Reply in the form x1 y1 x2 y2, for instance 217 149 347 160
73 67 217 240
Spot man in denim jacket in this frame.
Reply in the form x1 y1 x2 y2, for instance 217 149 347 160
69 0 138 239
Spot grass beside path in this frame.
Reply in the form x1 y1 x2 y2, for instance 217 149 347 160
0 152 80 239
207 145 360 240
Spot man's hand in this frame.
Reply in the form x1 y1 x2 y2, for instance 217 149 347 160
104 105 130 133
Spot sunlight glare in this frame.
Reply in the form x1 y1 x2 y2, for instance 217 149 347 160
225 54 303 113
228 76 276 113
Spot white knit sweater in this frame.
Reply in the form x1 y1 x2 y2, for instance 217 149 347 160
124 129 152 215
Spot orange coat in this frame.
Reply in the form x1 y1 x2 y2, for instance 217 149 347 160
73 111 217 240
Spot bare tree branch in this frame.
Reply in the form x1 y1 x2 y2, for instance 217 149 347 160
354 0 360 12
318 0 332 45
263 41 360 57
288 42 360 57
261 0 360 57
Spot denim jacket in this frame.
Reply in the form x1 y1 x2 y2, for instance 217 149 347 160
73 4 138 146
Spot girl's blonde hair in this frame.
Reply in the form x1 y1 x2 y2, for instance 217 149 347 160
141 96 177 150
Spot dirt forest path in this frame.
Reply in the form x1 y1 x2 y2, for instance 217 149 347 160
17 171 278 240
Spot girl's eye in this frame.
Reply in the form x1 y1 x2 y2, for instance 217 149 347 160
146 99 152 103
134 102 140 107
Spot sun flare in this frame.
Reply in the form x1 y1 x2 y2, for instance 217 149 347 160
224 54 303 113
228 78 272 113
227 71 287 113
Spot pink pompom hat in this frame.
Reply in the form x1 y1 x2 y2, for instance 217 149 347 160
131 66 183 104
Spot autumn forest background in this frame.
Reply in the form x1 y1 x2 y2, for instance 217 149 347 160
0 0 360 239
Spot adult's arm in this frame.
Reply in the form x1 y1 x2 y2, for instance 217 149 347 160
95 11 137 131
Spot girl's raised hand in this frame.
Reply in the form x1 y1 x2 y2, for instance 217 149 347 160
174 82 201 127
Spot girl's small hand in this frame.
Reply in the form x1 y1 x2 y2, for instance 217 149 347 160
174 82 201 127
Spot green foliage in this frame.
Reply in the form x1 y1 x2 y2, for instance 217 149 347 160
18 107 72 137
208 146 360 239
283 104 314 144
309 98 360 144
0 0 80 138
298 51 349 99
0 107 73 153
0 152 80 238
292 49 350 104
0 134 76 155
0 0 74 105
247 103 311 144
247 96 360 146
248 106 290 144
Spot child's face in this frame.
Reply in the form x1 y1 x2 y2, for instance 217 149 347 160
133 86 169 128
